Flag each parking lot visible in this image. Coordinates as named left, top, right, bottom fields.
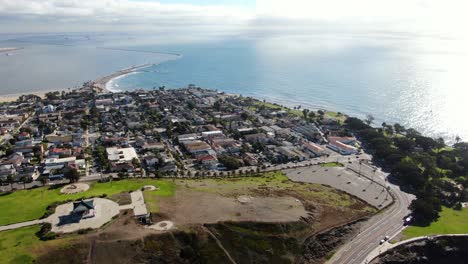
left=284, top=165, right=392, bottom=208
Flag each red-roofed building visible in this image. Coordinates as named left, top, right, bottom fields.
left=197, top=154, right=218, bottom=169
left=302, top=142, right=326, bottom=157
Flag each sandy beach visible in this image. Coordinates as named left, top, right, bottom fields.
left=0, top=64, right=152, bottom=103
left=0, top=89, right=69, bottom=103
left=0, top=47, right=22, bottom=53
left=93, top=63, right=153, bottom=92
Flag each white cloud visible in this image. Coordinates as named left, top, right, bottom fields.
left=254, top=0, right=468, bottom=37
left=0, top=0, right=468, bottom=38
left=0, top=0, right=254, bottom=33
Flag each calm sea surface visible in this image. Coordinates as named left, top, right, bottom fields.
left=1, top=33, right=467, bottom=143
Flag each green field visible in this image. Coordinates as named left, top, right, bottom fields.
left=0, top=179, right=175, bottom=226
left=0, top=225, right=41, bottom=264
left=403, top=207, right=468, bottom=238
left=0, top=225, right=74, bottom=264
left=320, top=162, right=345, bottom=167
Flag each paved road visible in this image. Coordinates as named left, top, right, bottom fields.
left=328, top=172, right=414, bottom=264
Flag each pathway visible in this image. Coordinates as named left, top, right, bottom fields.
left=0, top=219, right=48, bottom=232
left=202, top=226, right=237, bottom=264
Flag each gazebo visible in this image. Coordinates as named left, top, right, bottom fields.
left=72, top=200, right=95, bottom=219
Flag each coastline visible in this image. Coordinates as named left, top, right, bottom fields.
left=0, top=64, right=153, bottom=103
left=0, top=47, right=21, bottom=53
left=0, top=89, right=67, bottom=103
left=93, top=63, right=153, bottom=93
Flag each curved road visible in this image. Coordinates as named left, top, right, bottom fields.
left=328, top=168, right=414, bottom=264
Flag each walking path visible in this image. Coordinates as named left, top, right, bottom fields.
left=202, top=226, right=237, bottom=264
left=0, top=219, right=48, bottom=232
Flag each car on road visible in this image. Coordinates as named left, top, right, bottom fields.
left=404, top=215, right=413, bottom=225
left=379, top=239, right=385, bottom=245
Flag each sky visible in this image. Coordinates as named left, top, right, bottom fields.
left=0, top=0, right=467, bottom=38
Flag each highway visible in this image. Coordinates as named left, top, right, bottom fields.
left=327, top=165, right=415, bottom=264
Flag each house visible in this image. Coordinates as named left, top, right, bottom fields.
left=244, top=133, right=268, bottom=143
left=106, top=147, right=139, bottom=172
left=72, top=200, right=95, bottom=219
left=302, top=142, right=326, bottom=157
left=327, top=136, right=358, bottom=155
left=183, top=141, right=212, bottom=155
left=243, top=153, right=259, bottom=166
left=2, top=152, right=25, bottom=167
left=17, top=131, right=30, bottom=140
left=178, top=133, right=199, bottom=142
left=210, top=138, right=241, bottom=154
left=0, top=164, right=17, bottom=180
left=277, top=146, right=308, bottom=161
left=142, top=142, right=165, bottom=152
left=328, top=141, right=358, bottom=155
left=46, top=134, right=73, bottom=144
left=43, top=157, right=86, bottom=178
left=197, top=154, right=218, bottom=169
left=328, top=136, right=357, bottom=145
left=293, top=124, right=322, bottom=141
left=201, top=130, right=224, bottom=139
left=48, top=148, right=72, bottom=157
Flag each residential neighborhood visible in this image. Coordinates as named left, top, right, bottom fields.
left=0, top=85, right=362, bottom=188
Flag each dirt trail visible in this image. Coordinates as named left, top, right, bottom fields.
left=202, top=226, right=237, bottom=264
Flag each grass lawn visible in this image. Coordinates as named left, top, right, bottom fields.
left=324, top=111, right=346, bottom=123
left=320, top=162, right=344, bottom=167
left=143, top=181, right=176, bottom=213
left=0, top=225, right=75, bottom=264
left=0, top=179, right=175, bottom=226
left=0, top=225, right=41, bottom=264
left=403, top=207, right=468, bottom=238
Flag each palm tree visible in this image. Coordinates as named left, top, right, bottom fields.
left=39, top=176, right=48, bottom=186
left=365, top=114, right=375, bottom=126
left=19, top=176, right=27, bottom=189
left=6, top=175, right=14, bottom=189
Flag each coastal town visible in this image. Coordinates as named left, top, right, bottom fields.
left=0, top=80, right=467, bottom=263
left=0, top=83, right=363, bottom=188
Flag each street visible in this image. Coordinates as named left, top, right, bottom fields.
left=327, top=168, right=414, bottom=264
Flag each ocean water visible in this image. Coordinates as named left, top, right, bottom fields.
left=1, top=33, right=468, bottom=143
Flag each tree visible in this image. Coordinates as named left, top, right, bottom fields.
left=39, top=176, right=48, bottom=186
left=218, top=155, right=243, bottom=170
left=19, top=176, right=28, bottom=189
left=455, top=135, right=462, bottom=143
left=410, top=196, right=441, bottom=225
left=186, top=100, right=196, bottom=110
left=394, top=123, right=405, bottom=134
left=6, top=175, right=14, bottom=189
left=308, top=111, right=316, bottom=120
left=64, top=167, right=80, bottom=183
left=365, top=114, right=375, bottom=126
left=302, top=109, right=309, bottom=120
left=132, top=158, right=141, bottom=170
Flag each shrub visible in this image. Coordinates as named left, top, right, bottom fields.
left=36, top=223, right=56, bottom=241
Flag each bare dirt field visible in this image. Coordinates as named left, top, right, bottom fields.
left=158, top=187, right=309, bottom=226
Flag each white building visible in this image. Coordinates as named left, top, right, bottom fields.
left=106, top=147, right=139, bottom=163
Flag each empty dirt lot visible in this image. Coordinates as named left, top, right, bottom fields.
left=158, top=187, right=309, bottom=225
